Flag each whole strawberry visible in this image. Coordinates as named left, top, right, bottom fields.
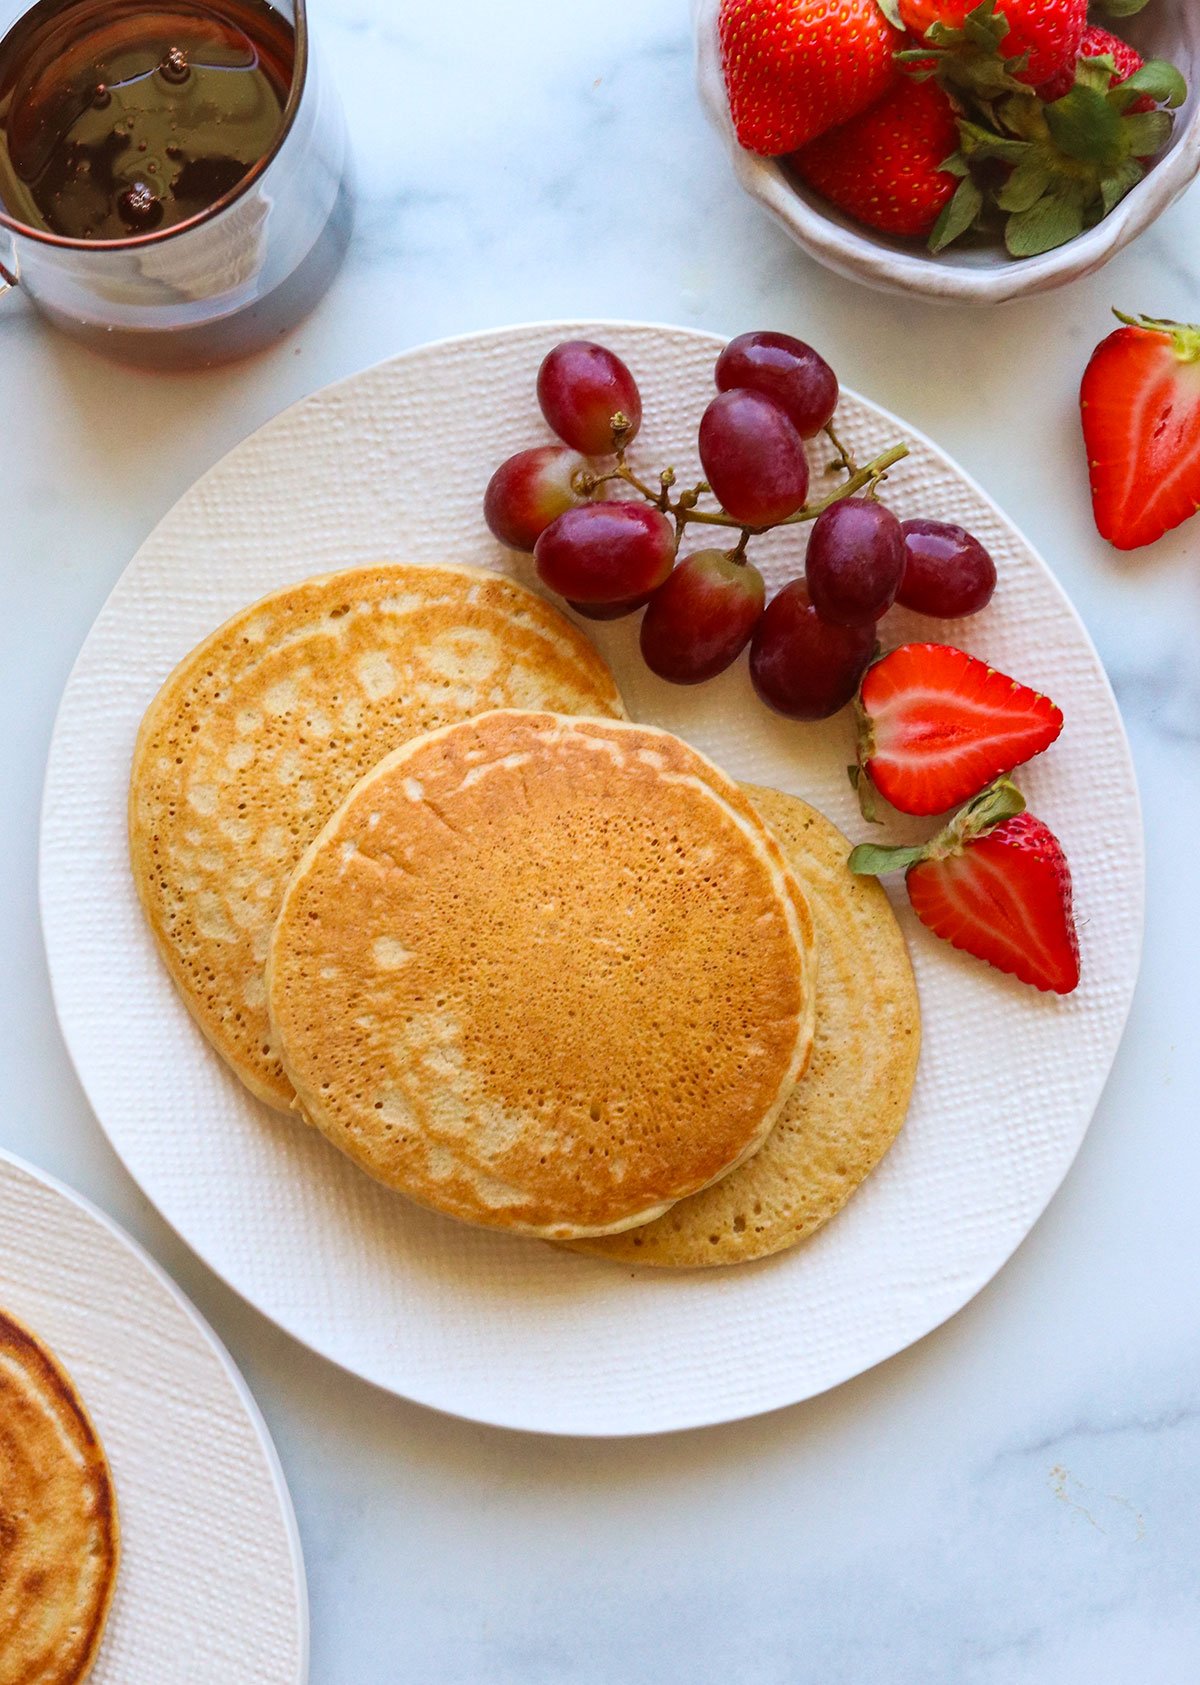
left=1039, top=24, right=1153, bottom=110
left=719, top=0, right=900, bottom=156
left=1082, top=311, right=1200, bottom=551
left=851, top=781, right=1081, bottom=995
left=792, top=74, right=960, bottom=239
left=897, top=0, right=1084, bottom=87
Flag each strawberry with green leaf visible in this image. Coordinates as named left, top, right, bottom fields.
left=928, top=31, right=1187, bottom=257
left=851, top=780, right=1082, bottom=996
left=718, top=0, right=901, bottom=156
left=885, top=0, right=1085, bottom=89
left=1038, top=25, right=1156, bottom=109
left=875, top=0, right=1188, bottom=257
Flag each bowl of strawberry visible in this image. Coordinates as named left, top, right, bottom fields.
left=696, top=0, right=1200, bottom=303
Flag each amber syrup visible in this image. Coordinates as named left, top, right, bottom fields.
left=0, top=0, right=294, bottom=240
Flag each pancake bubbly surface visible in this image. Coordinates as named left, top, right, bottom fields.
left=266, top=713, right=815, bottom=1241
left=570, top=786, right=921, bottom=1268
left=0, top=1311, right=119, bottom=1685
left=129, top=565, right=626, bottom=1111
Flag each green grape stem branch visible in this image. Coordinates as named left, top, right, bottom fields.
left=572, top=418, right=910, bottom=559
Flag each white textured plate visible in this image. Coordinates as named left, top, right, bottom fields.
left=0, top=1151, right=307, bottom=1679
left=41, top=323, right=1143, bottom=1437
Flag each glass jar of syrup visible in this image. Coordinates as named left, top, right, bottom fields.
left=0, top=0, right=353, bottom=367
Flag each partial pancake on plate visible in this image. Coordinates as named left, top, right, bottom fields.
left=129, top=564, right=625, bottom=1111
left=570, top=786, right=920, bottom=1268
left=0, top=1310, right=119, bottom=1685
left=267, top=713, right=816, bottom=1240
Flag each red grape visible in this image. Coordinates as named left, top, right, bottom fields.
left=485, top=446, right=586, bottom=552
left=535, top=502, right=675, bottom=604
left=698, top=390, right=810, bottom=527
left=640, top=551, right=766, bottom=685
left=716, top=332, right=839, bottom=439
left=898, top=519, right=997, bottom=618
left=805, top=498, right=905, bottom=627
left=569, top=594, right=653, bottom=621
left=750, top=580, right=876, bottom=720
left=538, top=341, right=643, bottom=456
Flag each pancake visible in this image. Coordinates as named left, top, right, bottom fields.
left=570, top=786, right=920, bottom=1268
left=129, top=564, right=626, bottom=1111
left=0, top=1311, right=119, bottom=1685
left=266, top=713, right=816, bottom=1240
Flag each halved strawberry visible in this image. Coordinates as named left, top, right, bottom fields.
left=851, top=781, right=1081, bottom=994
left=718, top=0, right=900, bottom=157
left=856, top=643, right=1064, bottom=816
left=1081, top=311, right=1200, bottom=552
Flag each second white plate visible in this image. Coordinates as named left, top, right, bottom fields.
left=0, top=1151, right=307, bottom=1680
left=41, top=322, right=1143, bottom=1436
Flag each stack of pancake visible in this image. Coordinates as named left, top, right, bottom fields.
left=0, top=1311, right=119, bottom=1685
left=131, top=564, right=919, bottom=1267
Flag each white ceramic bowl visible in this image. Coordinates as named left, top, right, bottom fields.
left=694, top=0, right=1200, bottom=303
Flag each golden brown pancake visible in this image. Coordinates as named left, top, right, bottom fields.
left=570, top=786, right=920, bottom=1268
left=129, top=564, right=626, bottom=1111
left=267, top=713, right=815, bottom=1240
left=0, top=1311, right=119, bottom=1685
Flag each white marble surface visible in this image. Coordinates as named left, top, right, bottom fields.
left=1, top=0, right=1198, bottom=1678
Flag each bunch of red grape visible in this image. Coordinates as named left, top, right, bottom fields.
left=484, top=334, right=998, bottom=720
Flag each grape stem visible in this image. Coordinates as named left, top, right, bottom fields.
left=613, top=460, right=667, bottom=507
left=575, top=439, right=910, bottom=540
left=823, top=421, right=856, bottom=478
left=655, top=443, right=909, bottom=534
